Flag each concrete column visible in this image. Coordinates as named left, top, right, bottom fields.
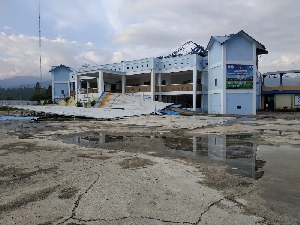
left=68, top=80, right=71, bottom=97
left=158, top=73, right=162, bottom=101
left=262, top=75, right=266, bottom=86
left=75, top=73, right=80, bottom=103
left=51, top=72, right=54, bottom=102
left=151, top=69, right=155, bottom=101
left=122, top=74, right=126, bottom=94
left=201, top=71, right=204, bottom=112
left=193, top=67, right=197, bottom=111
left=280, top=73, right=284, bottom=85
left=98, top=71, right=104, bottom=94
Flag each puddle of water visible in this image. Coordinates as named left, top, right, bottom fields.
left=0, top=116, right=39, bottom=121
left=256, top=145, right=300, bottom=221
left=68, top=131, right=300, bottom=221
left=258, top=129, right=300, bottom=136
left=225, top=117, right=259, bottom=124
left=69, top=133, right=260, bottom=179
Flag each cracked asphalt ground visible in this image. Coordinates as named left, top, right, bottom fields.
left=0, top=112, right=299, bottom=224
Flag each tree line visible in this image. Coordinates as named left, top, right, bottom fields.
left=0, top=82, right=52, bottom=102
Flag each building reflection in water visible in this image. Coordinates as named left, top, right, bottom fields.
left=71, top=133, right=266, bottom=180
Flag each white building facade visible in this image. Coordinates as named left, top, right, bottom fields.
left=52, top=30, right=268, bottom=115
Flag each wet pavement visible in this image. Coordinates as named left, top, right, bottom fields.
left=0, top=112, right=300, bottom=224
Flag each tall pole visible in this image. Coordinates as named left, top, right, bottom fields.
left=39, top=0, right=42, bottom=84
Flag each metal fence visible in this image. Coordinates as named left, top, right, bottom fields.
left=0, top=100, right=38, bottom=106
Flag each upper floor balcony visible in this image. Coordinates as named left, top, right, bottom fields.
left=262, top=85, right=300, bottom=92
left=125, top=84, right=202, bottom=93
left=77, top=55, right=207, bottom=75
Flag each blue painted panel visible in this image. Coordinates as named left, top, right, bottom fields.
left=53, top=67, right=71, bottom=82
left=226, top=35, right=253, bottom=61
left=54, top=83, right=69, bottom=97
left=226, top=93, right=253, bottom=114
left=210, top=93, right=221, bottom=114
left=209, top=41, right=222, bottom=65
left=209, top=66, right=223, bottom=91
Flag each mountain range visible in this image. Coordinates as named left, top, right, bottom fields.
left=0, top=76, right=51, bottom=89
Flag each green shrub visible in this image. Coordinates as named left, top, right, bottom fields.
left=76, top=101, right=83, bottom=107
left=91, top=99, right=97, bottom=107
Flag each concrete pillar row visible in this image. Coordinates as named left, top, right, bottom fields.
left=158, top=73, right=162, bottom=102
left=98, top=71, right=104, bottom=94
left=122, top=74, right=126, bottom=94
left=193, top=67, right=197, bottom=111
left=151, top=69, right=155, bottom=101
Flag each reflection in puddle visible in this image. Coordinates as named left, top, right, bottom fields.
left=225, top=117, right=259, bottom=124
left=259, top=129, right=300, bottom=136
left=0, top=116, right=39, bottom=121
left=70, top=133, right=265, bottom=180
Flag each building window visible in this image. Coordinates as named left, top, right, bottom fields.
left=215, top=79, right=217, bottom=86
left=237, top=106, right=241, bottom=109
left=61, top=90, right=64, bottom=95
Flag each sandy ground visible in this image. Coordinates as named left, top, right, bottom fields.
left=0, top=111, right=300, bottom=224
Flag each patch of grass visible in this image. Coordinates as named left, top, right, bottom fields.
left=76, top=153, right=111, bottom=160
left=119, top=157, right=155, bottom=169
left=0, top=142, right=38, bottom=155
left=0, top=186, right=58, bottom=214
left=0, top=166, right=58, bottom=186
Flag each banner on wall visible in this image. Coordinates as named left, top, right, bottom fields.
left=226, top=64, right=253, bottom=89
left=295, top=95, right=300, bottom=106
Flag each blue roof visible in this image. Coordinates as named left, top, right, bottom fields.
left=206, top=30, right=267, bottom=52
left=49, top=64, right=74, bottom=72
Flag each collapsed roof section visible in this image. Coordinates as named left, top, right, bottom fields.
left=157, top=41, right=207, bottom=59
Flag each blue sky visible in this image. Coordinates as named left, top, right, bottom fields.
left=0, top=0, right=300, bottom=80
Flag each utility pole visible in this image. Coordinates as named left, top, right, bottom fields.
left=39, top=0, right=42, bottom=84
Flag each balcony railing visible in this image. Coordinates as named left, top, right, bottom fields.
left=126, top=85, right=151, bottom=93
left=77, top=88, right=99, bottom=94
left=262, top=85, right=300, bottom=91
left=125, top=84, right=202, bottom=93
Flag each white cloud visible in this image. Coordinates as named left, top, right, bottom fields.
left=4, top=26, right=12, bottom=30
left=1, top=0, right=300, bottom=79
left=0, top=32, right=99, bottom=79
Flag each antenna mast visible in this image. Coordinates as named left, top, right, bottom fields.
left=39, top=0, right=42, bottom=83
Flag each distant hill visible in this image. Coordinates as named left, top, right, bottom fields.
left=0, top=76, right=51, bottom=89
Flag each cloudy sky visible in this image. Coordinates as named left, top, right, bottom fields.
left=0, top=0, right=300, bottom=80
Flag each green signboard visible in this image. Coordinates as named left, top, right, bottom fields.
left=226, top=64, right=253, bottom=89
